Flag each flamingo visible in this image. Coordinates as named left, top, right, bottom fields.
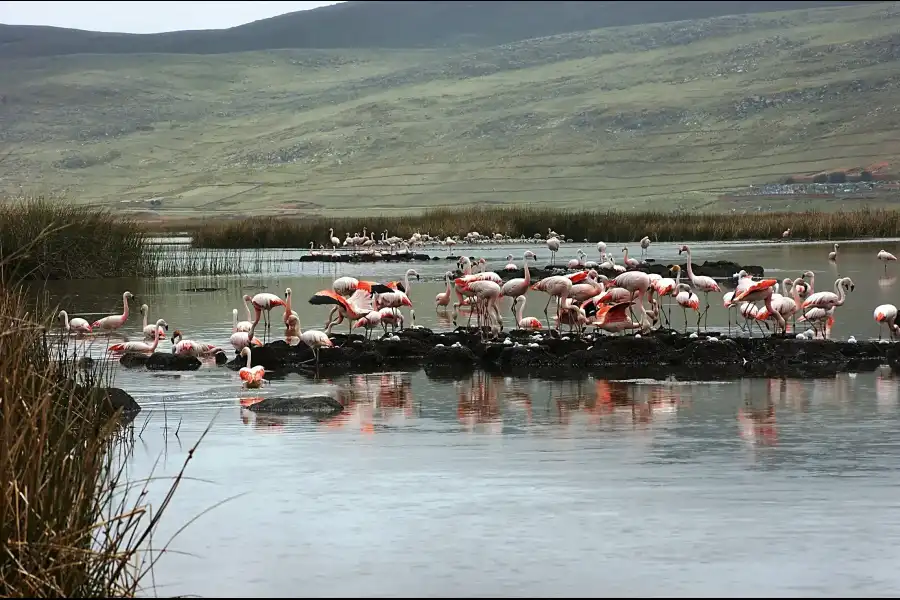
left=353, top=311, right=383, bottom=339
left=57, top=310, right=92, bottom=335
left=170, top=330, right=220, bottom=358
left=732, top=279, right=785, bottom=336
left=621, top=247, right=641, bottom=269
left=108, top=319, right=167, bottom=354
left=329, top=227, right=340, bottom=250
left=801, top=277, right=855, bottom=311
left=91, top=291, right=134, bottom=333
left=386, top=269, right=420, bottom=296
left=435, top=271, right=454, bottom=309
left=501, top=250, right=536, bottom=321
left=462, top=279, right=503, bottom=332
left=874, top=304, right=900, bottom=341
left=503, top=255, right=518, bottom=271
left=677, top=245, right=721, bottom=329
left=589, top=300, right=647, bottom=335
left=283, top=288, right=300, bottom=325
left=233, top=308, right=252, bottom=333
left=530, top=275, right=572, bottom=329
left=755, top=278, right=800, bottom=335
left=238, top=346, right=266, bottom=389
left=310, top=289, right=374, bottom=335
left=513, top=296, right=542, bottom=330
left=674, top=283, right=700, bottom=332
left=611, top=270, right=652, bottom=325
left=640, top=236, right=651, bottom=258
left=828, top=243, right=839, bottom=262
left=286, top=313, right=334, bottom=368
left=230, top=323, right=263, bottom=352
left=250, top=292, right=286, bottom=334
left=546, top=236, right=561, bottom=265
left=139, top=304, right=166, bottom=340
left=877, top=249, right=897, bottom=273
left=377, top=307, right=405, bottom=335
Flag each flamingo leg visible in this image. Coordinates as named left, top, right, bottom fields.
left=543, top=296, right=553, bottom=329
left=682, top=307, right=688, bottom=333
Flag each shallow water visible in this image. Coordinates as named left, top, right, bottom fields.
left=39, top=238, right=900, bottom=597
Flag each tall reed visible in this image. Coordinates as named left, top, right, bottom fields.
left=0, top=274, right=198, bottom=595
left=189, top=206, right=900, bottom=249
left=0, top=196, right=158, bottom=282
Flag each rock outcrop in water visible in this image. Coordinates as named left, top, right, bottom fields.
left=119, top=350, right=228, bottom=370
left=298, top=252, right=763, bottom=283
left=224, top=327, right=897, bottom=380
left=241, top=395, right=344, bottom=416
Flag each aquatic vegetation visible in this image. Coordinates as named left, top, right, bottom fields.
left=0, top=196, right=157, bottom=282
left=0, top=197, right=273, bottom=280
left=187, top=207, right=900, bottom=249
left=0, top=279, right=200, bottom=596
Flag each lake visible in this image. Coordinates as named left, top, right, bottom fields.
left=39, top=237, right=900, bottom=597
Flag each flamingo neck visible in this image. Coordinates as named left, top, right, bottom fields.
left=515, top=299, right=525, bottom=324
left=683, top=249, right=696, bottom=280
left=142, top=309, right=149, bottom=329
left=121, top=295, right=130, bottom=320
left=61, top=312, right=70, bottom=329
left=523, top=255, right=531, bottom=285
left=149, top=328, right=160, bottom=352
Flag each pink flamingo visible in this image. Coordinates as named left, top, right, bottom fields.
left=353, top=311, right=383, bottom=339
left=233, top=308, right=253, bottom=333
left=590, top=301, right=645, bottom=335
left=108, top=319, right=167, bottom=354
left=283, top=288, right=300, bottom=325
left=250, top=292, right=286, bottom=335
left=170, top=330, right=220, bottom=358
left=755, top=278, right=800, bottom=334
left=530, top=275, right=573, bottom=329
left=501, top=250, right=536, bottom=321
left=877, top=249, right=897, bottom=274
left=611, top=270, right=652, bottom=326
left=677, top=245, right=721, bottom=329
left=139, top=304, right=166, bottom=340
left=435, top=271, right=455, bottom=310
left=238, top=346, right=266, bottom=389
left=462, top=279, right=504, bottom=332
left=377, top=307, right=404, bottom=334
left=513, top=296, right=542, bottom=330
left=621, top=247, right=641, bottom=269
left=801, top=277, right=855, bottom=312
left=310, top=289, right=374, bottom=336
left=91, top=291, right=134, bottom=333
left=874, top=304, right=900, bottom=340
left=57, top=310, right=92, bottom=335
left=230, top=324, right=263, bottom=352
left=674, top=283, right=700, bottom=332
left=286, top=313, right=334, bottom=368
left=732, top=279, right=785, bottom=336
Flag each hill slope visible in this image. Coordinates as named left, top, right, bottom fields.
left=2, top=2, right=900, bottom=218
left=0, top=1, right=878, bottom=58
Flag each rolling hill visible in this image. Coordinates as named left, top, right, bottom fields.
left=1, top=1, right=899, bottom=219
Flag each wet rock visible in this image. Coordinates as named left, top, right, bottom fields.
left=455, top=260, right=764, bottom=285
left=223, top=326, right=900, bottom=380
left=119, top=351, right=202, bottom=371
left=243, top=395, right=344, bottom=416
left=84, top=386, right=141, bottom=420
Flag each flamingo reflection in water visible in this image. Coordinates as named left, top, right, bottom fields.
left=321, top=373, right=415, bottom=433
left=553, top=379, right=682, bottom=430
left=456, top=371, right=503, bottom=434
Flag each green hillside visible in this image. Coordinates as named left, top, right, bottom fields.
left=1, top=2, right=899, bottom=219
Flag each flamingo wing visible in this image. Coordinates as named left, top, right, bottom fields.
left=733, top=279, right=777, bottom=302
left=310, top=289, right=353, bottom=312
left=594, top=301, right=634, bottom=325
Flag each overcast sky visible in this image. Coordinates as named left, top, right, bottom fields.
left=0, top=1, right=344, bottom=33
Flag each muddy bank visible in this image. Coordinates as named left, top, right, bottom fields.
left=224, top=327, right=896, bottom=380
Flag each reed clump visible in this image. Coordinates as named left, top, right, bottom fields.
left=0, top=196, right=157, bottom=282
left=0, top=282, right=193, bottom=596
left=189, top=207, right=900, bottom=249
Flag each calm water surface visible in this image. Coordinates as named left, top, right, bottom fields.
left=40, top=239, right=900, bottom=597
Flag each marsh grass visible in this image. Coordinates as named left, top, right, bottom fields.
left=152, top=245, right=271, bottom=276
left=189, top=206, right=900, bottom=249
left=0, top=244, right=205, bottom=595
left=0, top=196, right=157, bottom=282
left=0, top=197, right=270, bottom=279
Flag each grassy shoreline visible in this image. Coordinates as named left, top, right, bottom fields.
left=0, top=198, right=266, bottom=280
left=0, top=280, right=192, bottom=596
left=183, top=207, right=900, bottom=249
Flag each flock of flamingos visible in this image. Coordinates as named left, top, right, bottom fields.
left=54, top=237, right=900, bottom=389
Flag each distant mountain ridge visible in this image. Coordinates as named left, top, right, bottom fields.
left=0, top=0, right=883, bottom=58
